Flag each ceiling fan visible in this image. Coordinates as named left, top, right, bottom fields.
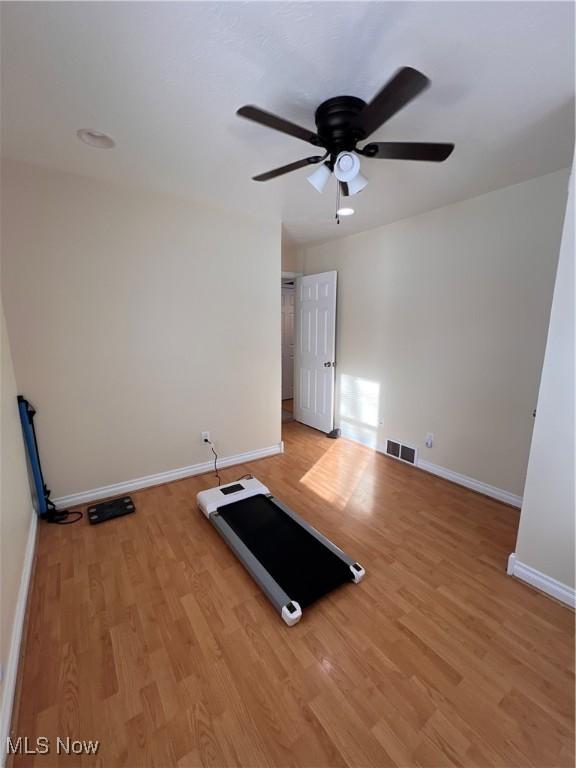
left=237, top=67, right=454, bottom=206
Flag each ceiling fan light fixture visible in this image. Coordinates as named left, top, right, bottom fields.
left=307, top=162, right=331, bottom=193
left=236, top=67, right=454, bottom=227
left=333, top=151, right=361, bottom=182
left=345, top=172, right=368, bottom=196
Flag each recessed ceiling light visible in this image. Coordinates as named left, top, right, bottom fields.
left=337, top=207, right=355, bottom=216
left=76, top=129, right=115, bottom=149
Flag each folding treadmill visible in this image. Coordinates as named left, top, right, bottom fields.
left=197, top=478, right=365, bottom=625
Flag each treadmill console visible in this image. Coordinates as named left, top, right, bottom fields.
left=196, top=477, right=270, bottom=518
left=220, top=483, right=244, bottom=495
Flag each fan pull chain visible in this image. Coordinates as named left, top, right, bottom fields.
left=335, top=180, right=340, bottom=224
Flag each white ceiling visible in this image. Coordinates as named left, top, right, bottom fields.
left=1, top=2, right=574, bottom=245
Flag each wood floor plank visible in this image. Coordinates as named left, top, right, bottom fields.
left=8, top=421, right=574, bottom=767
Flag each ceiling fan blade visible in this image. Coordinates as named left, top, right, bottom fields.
left=252, top=156, right=323, bottom=182
left=237, top=105, right=321, bottom=146
left=355, top=67, right=430, bottom=139
left=359, top=142, right=454, bottom=162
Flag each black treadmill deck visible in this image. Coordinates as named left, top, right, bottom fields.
left=218, top=494, right=351, bottom=607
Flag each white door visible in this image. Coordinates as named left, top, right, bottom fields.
left=281, top=287, right=295, bottom=399
left=294, top=271, right=337, bottom=433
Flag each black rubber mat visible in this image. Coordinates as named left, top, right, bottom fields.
left=218, top=495, right=351, bottom=607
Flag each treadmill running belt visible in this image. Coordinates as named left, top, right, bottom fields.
left=218, top=494, right=352, bottom=607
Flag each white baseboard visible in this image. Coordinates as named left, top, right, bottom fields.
left=53, top=441, right=284, bottom=508
left=0, top=512, right=38, bottom=766
left=417, top=458, right=522, bottom=507
left=507, top=553, right=575, bottom=608
left=338, top=429, right=523, bottom=507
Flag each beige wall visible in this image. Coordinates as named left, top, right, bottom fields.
left=281, top=230, right=303, bottom=274
left=514, top=171, right=574, bottom=588
left=0, top=299, right=34, bottom=716
left=1, top=160, right=281, bottom=498
left=303, top=169, right=569, bottom=497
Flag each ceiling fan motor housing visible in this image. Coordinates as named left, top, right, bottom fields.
left=237, top=67, right=454, bottom=183
left=315, top=96, right=367, bottom=156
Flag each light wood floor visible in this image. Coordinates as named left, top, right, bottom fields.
left=11, top=422, right=575, bottom=767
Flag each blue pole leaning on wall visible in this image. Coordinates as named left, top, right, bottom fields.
left=17, top=396, right=82, bottom=524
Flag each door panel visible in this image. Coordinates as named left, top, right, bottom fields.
left=300, top=368, right=311, bottom=410
left=294, top=271, right=337, bottom=433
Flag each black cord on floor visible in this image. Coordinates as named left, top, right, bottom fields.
left=45, top=500, right=83, bottom=524
left=206, top=442, right=252, bottom=487
left=210, top=444, right=222, bottom=485
left=47, top=510, right=83, bottom=525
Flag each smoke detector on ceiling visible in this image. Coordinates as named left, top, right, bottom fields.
left=76, top=129, right=115, bottom=149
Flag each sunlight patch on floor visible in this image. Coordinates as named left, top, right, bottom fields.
left=299, top=438, right=373, bottom=510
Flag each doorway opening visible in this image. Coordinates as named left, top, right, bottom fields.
left=281, top=270, right=338, bottom=435
left=281, top=275, right=296, bottom=423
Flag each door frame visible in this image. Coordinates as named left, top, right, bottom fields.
left=281, top=272, right=301, bottom=403
left=281, top=282, right=296, bottom=401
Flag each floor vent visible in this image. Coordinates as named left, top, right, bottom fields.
left=385, top=438, right=417, bottom=466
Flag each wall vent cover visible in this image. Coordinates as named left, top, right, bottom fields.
left=385, top=438, right=417, bottom=465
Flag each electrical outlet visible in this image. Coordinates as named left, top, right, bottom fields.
left=201, top=431, right=211, bottom=443
left=425, top=432, right=434, bottom=449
